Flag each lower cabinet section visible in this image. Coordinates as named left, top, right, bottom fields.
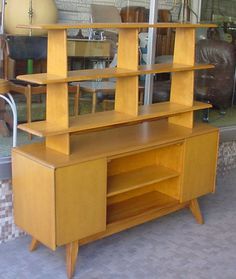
left=12, top=128, right=219, bottom=250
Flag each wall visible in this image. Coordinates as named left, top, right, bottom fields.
left=54, top=0, right=178, bottom=24
left=0, top=180, right=25, bottom=244
left=201, top=0, right=236, bottom=22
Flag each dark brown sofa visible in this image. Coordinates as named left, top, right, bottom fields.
left=195, top=39, right=236, bottom=112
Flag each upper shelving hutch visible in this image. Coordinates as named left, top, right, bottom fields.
left=16, top=23, right=217, bottom=155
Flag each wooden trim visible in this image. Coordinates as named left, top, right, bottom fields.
left=17, top=23, right=217, bottom=30
left=17, top=63, right=214, bottom=85
left=17, top=101, right=212, bottom=137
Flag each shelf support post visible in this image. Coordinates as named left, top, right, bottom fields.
left=46, top=29, right=70, bottom=154
left=169, top=28, right=196, bottom=128
left=115, top=28, right=139, bottom=116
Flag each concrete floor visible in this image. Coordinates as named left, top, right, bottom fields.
left=0, top=170, right=236, bottom=279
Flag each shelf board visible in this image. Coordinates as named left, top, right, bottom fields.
left=17, top=101, right=212, bottom=137
left=13, top=120, right=218, bottom=169
left=107, top=165, right=179, bottom=197
left=107, top=191, right=178, bottom=224
left=17, top=23, right=217, bottom=31
left=17, top=63, right=214, bottom=85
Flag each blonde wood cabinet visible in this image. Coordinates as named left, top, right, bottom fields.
left=13, top=154, right=107, bottom=250
left=12, top=22, right=218, bottom=279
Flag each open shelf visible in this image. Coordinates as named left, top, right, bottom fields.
left=17, top=63, right=214, bottom=85
left=107, top=165, right=179, bottom=197
left=18, top=22, right=217, bottom=31
left=17, top=101, right=212, bottom=137
left=107, top=191, right=179, bottom=224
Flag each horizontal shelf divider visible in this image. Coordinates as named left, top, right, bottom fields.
left=17, top=63, right=214, bottom=85
left=17, top=101, right=212, bottom=137
left=107, top=165, right=179, bottom=197
left=107, top=191, right=179, bottom=224
left=17, top=23, right=217, bottom=31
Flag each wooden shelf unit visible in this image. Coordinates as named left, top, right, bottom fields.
left=17, top=63, right=214, bottom=84
left=12, top=22, right=219, bottom=279
left=18, top=101, right=211, bottom=137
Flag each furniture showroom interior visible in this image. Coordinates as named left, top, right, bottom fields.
left=1, top=0, right=236, bottom=278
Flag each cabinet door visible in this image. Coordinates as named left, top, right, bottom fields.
left=56, top=158, right=107, bottom=246
left=180, top=131, right=218, bottom=202
left=12, top=152, right=56, bottom=250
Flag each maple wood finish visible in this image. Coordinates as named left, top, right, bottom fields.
left=12, top=23, right=218, bottom=279
left=17, top=63, right=214, bottom=85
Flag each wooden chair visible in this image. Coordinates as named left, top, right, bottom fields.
left=4, top=35, right=79, bottom=138
left=0, top=79, right=11, bottom=137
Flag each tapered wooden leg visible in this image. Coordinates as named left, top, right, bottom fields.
left=29, top=237, right=39, bottom=252
left=66, top=241, right=79, bottom=279
left=189, top=198, right=204, bottom=224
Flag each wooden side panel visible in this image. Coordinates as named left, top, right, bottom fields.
left=12, top=152, right=56, bottom=250
left=169, top=28, right=195, bottom=128
left=46, top=134, right=70, bottom=155
left=115, top=28, right=139, bottom=116
left=180, top=131, right=219, bottom=202
left=46, top=30, right=69, bottom=154
left=56, top=159, right=107, bottom=246
left=155, top=178, right=180, bottom=200
left=155, top=143, right=184, bottom=172
left=47, top=30, right=68, bottom=126
left=108, top=149, right=156, bottom=176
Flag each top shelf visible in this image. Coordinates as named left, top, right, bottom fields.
left=17, top=23, right=217, bottom=30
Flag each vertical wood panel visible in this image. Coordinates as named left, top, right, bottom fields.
left=46, top=29, right=70, bottom=154
left=115, top=29, right=139, bottom=116
left=169, top=28, right=195, bottom=128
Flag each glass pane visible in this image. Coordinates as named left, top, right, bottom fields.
left=199, top=0, right=236, bottom=128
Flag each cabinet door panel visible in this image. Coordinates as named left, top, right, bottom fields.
left=56, top=158, right=107, bottom=246
left=12, top=152, right=56, bottom=250
left=181, top=131, right=218, bottom=202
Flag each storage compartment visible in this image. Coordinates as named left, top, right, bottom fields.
left=107, top=143, right=184, bottom=225
left=107, top=143, right=183, bottom=197
left=107, top=190, right=179, bottom=225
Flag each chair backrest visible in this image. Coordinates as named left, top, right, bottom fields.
left=90, top=4, right=121, bottom=23
left=6, top=35, right=47, bottom=60
left=195, top=39, right=236, bottom=108
left=196, top=39, right=235, bottom=67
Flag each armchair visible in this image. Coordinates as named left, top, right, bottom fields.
left=195, top=39, right=236, bottom=113
left=4, top=35, right=79, bottom=138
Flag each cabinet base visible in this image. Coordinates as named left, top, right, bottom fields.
left=28, top=198, right=203, bottom=279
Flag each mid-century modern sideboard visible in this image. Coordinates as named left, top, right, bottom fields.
left=12, top=22, right=218, bottom=278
